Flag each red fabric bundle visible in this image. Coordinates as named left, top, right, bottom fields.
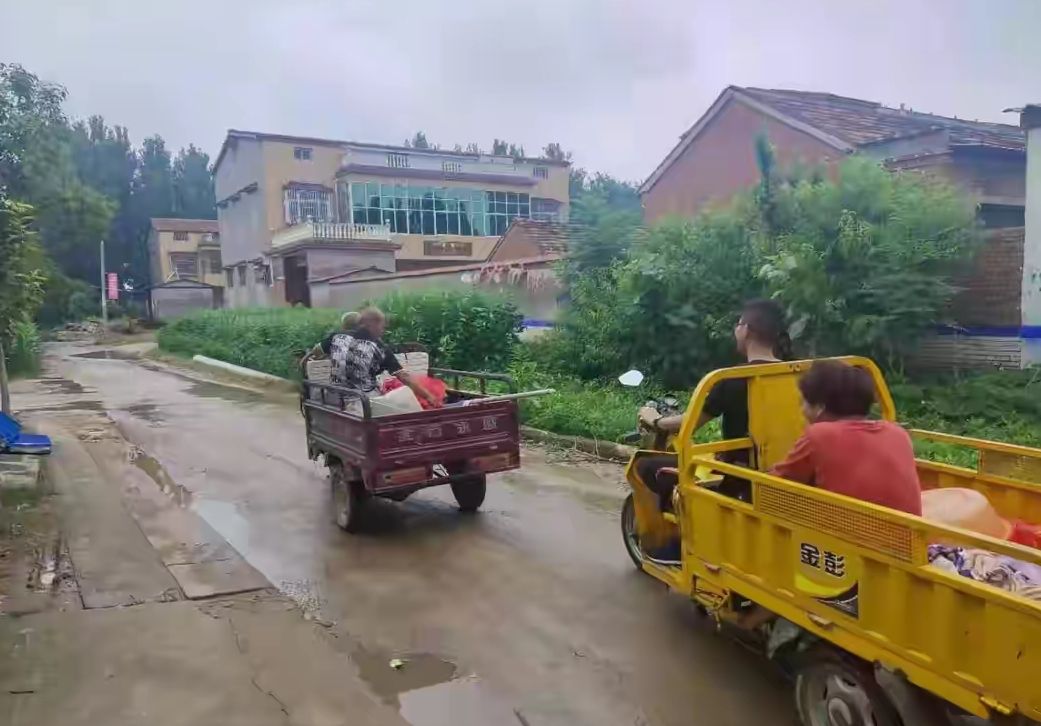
left=381, top=375, right=447, bottom=410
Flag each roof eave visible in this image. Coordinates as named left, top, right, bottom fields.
left=639, top=86, right=854, bottom=196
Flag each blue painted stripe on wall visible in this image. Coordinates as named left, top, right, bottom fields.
left=522, top=319, right=555, bottom=329
left=935, top=325, right=1041, bottom=339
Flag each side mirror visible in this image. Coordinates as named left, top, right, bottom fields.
left=618, top=370, right=645, bottom=387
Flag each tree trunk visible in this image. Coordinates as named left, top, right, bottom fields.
left=0, top=338, right=10, bottom=414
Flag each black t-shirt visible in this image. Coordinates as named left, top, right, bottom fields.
left=702, top=359, right=773, bottom=464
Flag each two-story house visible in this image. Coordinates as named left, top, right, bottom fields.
left=212, top=130, right=570, bottom=308
left=147, top=218, right=223, bottom=286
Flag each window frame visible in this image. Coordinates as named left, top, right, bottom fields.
left=169, top=252, right=199, bottom=280
left=293, top=146, right=313, bottom=161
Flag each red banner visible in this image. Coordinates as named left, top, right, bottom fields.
left=106, top=272, right=119, bottom=300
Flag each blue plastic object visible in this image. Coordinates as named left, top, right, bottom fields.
left=0, top=412, right=52, bottom=455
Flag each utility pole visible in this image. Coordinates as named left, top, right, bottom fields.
left=99, top=239, right=108, bottom=325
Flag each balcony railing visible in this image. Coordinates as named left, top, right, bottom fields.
left=272, top=221, right=392, bottom=249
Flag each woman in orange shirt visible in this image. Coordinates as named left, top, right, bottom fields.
left=771, top=360, right=922, bottom=515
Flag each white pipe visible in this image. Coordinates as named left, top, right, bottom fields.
left=191, top=355, right=289, bottom=384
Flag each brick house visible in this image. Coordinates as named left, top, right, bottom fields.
left=641, top=86, right=1030, bottom=368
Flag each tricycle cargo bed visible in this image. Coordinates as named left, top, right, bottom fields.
left=303, top=381, right=520, bottom=494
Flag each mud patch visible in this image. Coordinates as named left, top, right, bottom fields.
left=73, top=349, right=140, bottom=360
left=129, top=446, right=192, bottom=507
left=37, top=377, right=86, bottom=395
left=125, top=402, right=163, bottom=424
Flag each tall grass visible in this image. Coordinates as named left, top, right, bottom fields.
left=158, top=308, right=340, bottom=379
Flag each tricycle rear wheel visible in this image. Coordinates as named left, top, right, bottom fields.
left=329, top=459, right=367, bottom=533
left=794, top=646, right=901, bottom=726
left=450, top=474, right=487, bottom=513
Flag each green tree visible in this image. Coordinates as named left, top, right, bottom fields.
left=0, top=64, right=68, bottom=195
left=172, top=144, right=216, bottom=219
left=405, top=131, right=431, bottom=149
left=756, top=157, right=978, bottom=365
left=0, top=194, right=46, bottom=410
left=491, top=139, right=525, bottom=158
left=541, top=142, right=571, bottom=163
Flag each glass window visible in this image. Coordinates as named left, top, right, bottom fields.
left=422, top=211, right=435, bottom=235
left=435, top=212, right=448, bottom=234
left=506, top=192, right=518, bottom=205
left=447, top=213, right=460, bottom=235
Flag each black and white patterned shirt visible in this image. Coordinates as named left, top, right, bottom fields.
left=320, top=327, right=402, bottom=393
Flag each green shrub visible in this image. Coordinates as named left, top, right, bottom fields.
left=552, top=155, right=978, bottom=387
left=5, top=319, right=41, bottom=376
left=66, top=289, right=100, bottom=321
left=375, top=289, right=522, bottom=372
left=158, top=308, right=340, bottom=379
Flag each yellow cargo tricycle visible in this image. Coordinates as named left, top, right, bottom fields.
left=623, top=357, right=1041, bottom=725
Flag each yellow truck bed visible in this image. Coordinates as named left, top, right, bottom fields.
left=638, top=358, right=1041, bottom=721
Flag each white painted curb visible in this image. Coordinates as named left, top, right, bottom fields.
left=191, top=355, right=290, bottom=385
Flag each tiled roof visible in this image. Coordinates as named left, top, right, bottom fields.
left=150, top=218, right=219, bottom=233
left=740, top=87, right=1024, bottom=152
left=507, top=219, right=570, bottom=256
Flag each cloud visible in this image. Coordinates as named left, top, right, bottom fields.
left=1, top=0, right=1039, bottom=182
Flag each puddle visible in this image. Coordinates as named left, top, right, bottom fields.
left=73, top=349, right=140, bottom=360
left=186, top=381, right=263, bottom=405
left=353, top=650, right=458, bottom=707
left=129, top=447, right=192, bottom=507
left=37, top=378, right=85, bottom=394
left=125, top=402, right=163, bottom=424
left=352, top=650, right=522, bottom=726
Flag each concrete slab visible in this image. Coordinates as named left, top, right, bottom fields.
left=0, top=595, right=407, bottom=726
left=36, top=423, right=181, bottom=609
left=167, top=559, right=268, bottom=600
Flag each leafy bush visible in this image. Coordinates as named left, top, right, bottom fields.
left=4, top=319, right=41, bottom=376
left=756, top=157, right=978, bottom=365
left=376, top=289, right=522, bottom=372
left=549, top=212, right=763, bottom=387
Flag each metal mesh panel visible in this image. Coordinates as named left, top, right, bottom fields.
left=756, top=483, right=921, bottom=562
left=980, top=451, right=1041, bottom=486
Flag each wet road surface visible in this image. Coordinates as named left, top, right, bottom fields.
left=29, top=344, right=797, bottom=726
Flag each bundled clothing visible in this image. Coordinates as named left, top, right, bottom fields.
left=928, top=545, right=1041, bottom=601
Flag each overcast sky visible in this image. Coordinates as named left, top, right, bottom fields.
left=2, top=0, right=1038, bottom=182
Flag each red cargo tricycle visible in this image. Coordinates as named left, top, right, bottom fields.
left=302, top=366, right=547, bottom=532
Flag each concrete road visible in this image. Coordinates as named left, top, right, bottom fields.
left=24, top=344, right=796, bottom=726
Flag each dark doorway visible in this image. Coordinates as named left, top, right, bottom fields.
left=284, top=255, right=311, bottom=307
